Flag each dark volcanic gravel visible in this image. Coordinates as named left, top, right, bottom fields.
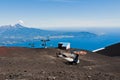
left=0, top=47, right=119, bottom=80
left=96, top=43, right=120, bottom=57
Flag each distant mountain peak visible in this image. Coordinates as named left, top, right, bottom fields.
left=0, top=20, right=25, bottom=28
left=0, top=23, right=97, bottom=42
left=14, top=23, right=24, bottom=28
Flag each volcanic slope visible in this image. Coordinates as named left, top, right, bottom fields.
left=0, top=47, right=119, bottom=80
left=95, top=42, right=120, bottom=56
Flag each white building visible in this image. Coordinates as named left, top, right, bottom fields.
left=58, top=42, right=70, bottom=50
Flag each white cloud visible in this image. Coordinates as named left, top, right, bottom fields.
left=37, top=19, right=120, bottom=29
left=18, top=20, right=24, bottom=24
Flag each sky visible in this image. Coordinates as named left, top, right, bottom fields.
left=0, top=0, right=120, bottom=30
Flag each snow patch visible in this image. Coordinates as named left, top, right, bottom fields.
left=92, top=48, right=105, bottom=52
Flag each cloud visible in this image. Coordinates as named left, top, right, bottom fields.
left=36, top=18, right=120, bottom=30
left=18, top=20, right=24, bottom=24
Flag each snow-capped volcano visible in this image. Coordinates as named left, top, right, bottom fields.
left=0, top=23, right=97, bottom=45
left=0, top=24, right=23, bottom=29
left=0, top=23, right=45, bottom=37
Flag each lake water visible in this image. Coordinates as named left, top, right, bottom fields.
left=6, top=34, right=120, bottom=51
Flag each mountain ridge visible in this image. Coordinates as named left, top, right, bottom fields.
left=0, top=24, right=97, bottom=45
left=0, top=24, right=97, bottom=37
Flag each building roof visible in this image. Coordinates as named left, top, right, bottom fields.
left=58, top=42, right=70, bottom=47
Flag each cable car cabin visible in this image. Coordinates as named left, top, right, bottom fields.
left=58, top=42, right=70, bottom=50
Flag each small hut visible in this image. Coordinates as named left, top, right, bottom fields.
left=58, top=42, right=70, bottom=50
